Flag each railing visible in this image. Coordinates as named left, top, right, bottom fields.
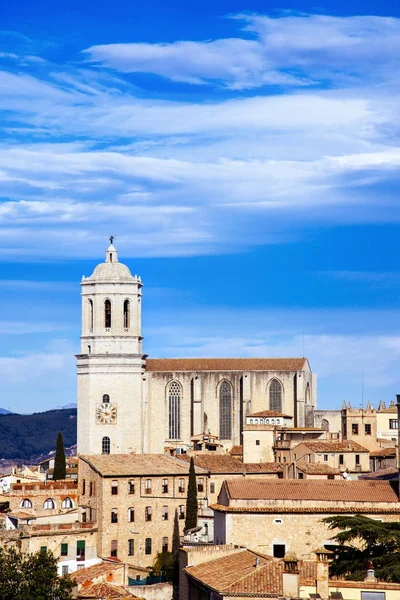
left=274, top=440, right=291, bottom=448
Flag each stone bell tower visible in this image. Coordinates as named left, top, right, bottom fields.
left=77, top=239, right=146, bottom=455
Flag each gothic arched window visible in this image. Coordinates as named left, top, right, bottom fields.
left=321, top=418, right=330, bottom=432
left=104, top=300, right=111, bottom=328
left=305, top=382, right=311, bottom=404
left=102, top=436, right=110, bottom=454
left=219, top=381, right=232, bottom=440
left=88, top=299, right=94, bottom=330
left=168, top=381, right=181, bottom=440
left=62, top=497, right=73, bottom=509
left=44, top=498, right=56, bottom=510
left=123, top=299, right=130, bottom=328
left=20, top=498, right=32, bottom=508
left=269, top=379, right=283, bottom=412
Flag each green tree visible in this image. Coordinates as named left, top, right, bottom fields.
left=0, top=547, right=73, bottom=600
left=53, top=431, right=66, bottom=481
left=185, top=456, right=198, bottom=532
left=151, top=551, right=178, bottom=583
left=324, top=514, right=400, bottom=582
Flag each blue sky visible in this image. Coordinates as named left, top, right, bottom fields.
left=1, top=1, right=400, bottom=413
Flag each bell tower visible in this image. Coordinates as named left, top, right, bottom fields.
left=77, top=240, right=146, bottom=455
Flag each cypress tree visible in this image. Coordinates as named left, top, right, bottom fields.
left=53, top=432, right=66, bottom=481
left=184, top=456, right=198, bottom=532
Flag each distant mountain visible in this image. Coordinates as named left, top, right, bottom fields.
left=0, top=408, right=77, bottom=461
left=54, top=402, right=77, bottom=410
left=0, top=408, right=11, bottom=415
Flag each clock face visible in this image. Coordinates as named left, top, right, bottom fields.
left=96, top=403, right=117, bottom=424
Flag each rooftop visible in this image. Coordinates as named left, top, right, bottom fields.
left=229, top=445, right=243, bottom=456
left=77, top=583, right=135, bottom=599
left=177, top=454, right=283, bottom=474
left=247, top=410, right=293, bottom=418
left=370, top=448, right=396, bottom=457
left=185, top=549, right=316, bottom=596
left=72, top=561, right=123, bottom=585
left=296, top=440, right=369, bottom=453
left=146, top=358, right=307, bottom=372
left=295, top=462, right=341, bottom=475
left=79, top=453, right=208, bottom=477
left=222, top=478, right=399, bottom=503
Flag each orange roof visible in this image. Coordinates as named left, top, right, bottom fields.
left=185, top=550, right=316, bottom=595
left=229, top=445, right=243, bottom=456
left=72, top=561, right=123, bottom=584
left=247, top=410, right=293, bottom=418
left=177, top=454, right=283, bottom=474
left=295, top=462, right=340, bottom=475
left=223, top=479, right=399, bottom=503
left=79, top=454, right=208, bottom=477
left=297, top=440, right=369, bottom=453
left=78, top=583, right=134, bottom=598
left=370, top=448, right=396, bottom=457
left=146, top=358, right=307, bottom=372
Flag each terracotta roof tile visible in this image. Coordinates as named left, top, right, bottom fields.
left=72, top=561, right=122, bottom=584
left=177, top=454, right=283, bottom=474
left=79, top=454, right=207, bottom=477
left=295, top=462, right=341, bottom=475
left=146, top=358, right=307, bottom=372
left=78, top=583, right=134, bottom=598
left=229, top=445, right=243, bottom=457
left=224, top=479, right=399, bottom=502
left=297, top=440, right=369, bottom=453
left=211, top=504, right=400, bottom=514
left=360, top=467, right=398, bottom=480
left=185, top=550, right=316, bottom=595
left=247, top=410, right=293, bottom=418
left=370, top=448, right=396, bottom=457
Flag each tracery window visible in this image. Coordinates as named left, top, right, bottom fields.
left=123, top=299, right=130, bottom=328
left=104, top=300, right=111, bottom=328
left=168, top=381, right=181, bottom=440
left=269, top=379, right=283, bottom=412
left=219, top=381, right=232, bottom=440
left=102, top=436, right=110, bottom=454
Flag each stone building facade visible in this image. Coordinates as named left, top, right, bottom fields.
left=77, top=242, right=317, bottom=456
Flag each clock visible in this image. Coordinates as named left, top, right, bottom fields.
left=96, top=403, right=117, bottom=424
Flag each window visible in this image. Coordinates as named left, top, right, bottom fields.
left=128, top=480, right=135, bottom=494
left=111, top=508, right=118, bottom=523
left=179, top=505, right=185, bottom=520
left=355, top=454, right=360, bottom=465
left=389, top=419, right=398, bottom=429
left=145, top=479, right=152, bottom=494
left=145, top=538, right=152, bottom=555
left=162, top=479, right=168, bottom=493
left=62, top=497, right=73, bottom=509
left=197, top=478, right=204, bottom=493
left=323, top=455, right=328, bottom=462
left=62, top=566, right=69, bottom=575
left=361, top=594, right=385, bottom=600
left=256, top=440, right=260, bottom=446
left=20, top=498, right=32, bottom=508
left=44, top=498, right=56, bottom=510
left=145, top=506, right=152, bottom=521
left=123, top=299, right=130, bottom=328
left=111, top=480, right=118, bottom=495
left=328, top=474, right=334, bottom=480
left=274, top=519, right=282, bottom=524
left=168, top=381, right=181, bottom=440
left=103, top=394, right=110, bottom=403
left=110, top=540, right=117, bottom=557
left=321, top=418, right=330, bottom=431
left=88, top=299, right=93, bottom=330
left=162, top=537, right=168, bottom=553
left=210, top=483, right=215, bottom=494
left=339, top=454, right=344, bottom=465
left=61, top=543, right=68, bottom=557
left=89, top=481, right=94, bottom=497
left=82, top=479, right=86, bottom=495
left=102, top=437, right=110, bottom=454
left=128, top=539, right=134, bottom=556
left=76, top=541, right=85, bottom=561
left=162, top=506, right=169, bottom=521
left=365, top=423, right=372, bottom=435
left=298, top=472, right=304, bottom=479
left=105, top=300, right=111, bottom=328
left=40, top=546, right=47, bottom=553
left=269, top=379, right=282, bottom=412
left=352, top=423, right=359, bottom=435
left=273, top=544, right=286, bottom=558
left=178, top=478, right=185, bottom=493
left=219, top=381, right=232, bottom=440
left=128, top=507, right=135, bottom=522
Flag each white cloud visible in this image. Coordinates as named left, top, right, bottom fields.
left=84, top=13, right=400, bottom=89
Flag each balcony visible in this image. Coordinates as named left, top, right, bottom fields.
left=274, top=440, right=291, bottom=448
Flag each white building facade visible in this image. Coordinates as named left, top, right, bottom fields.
left=77, top=243, right=317, bottom=455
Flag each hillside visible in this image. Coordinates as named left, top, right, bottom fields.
left=0, top=409, right=77, bottom=461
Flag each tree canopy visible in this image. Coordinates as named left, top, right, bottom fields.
left=53, top=432, right=66, bottom=480
left=0, top=547, right=73, bottom=600
left=324, top=514, right=400, bottom=582
left=185, top=456, right=198, bottom=532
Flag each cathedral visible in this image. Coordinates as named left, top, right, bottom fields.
left=77, top=242, right=317, bottom=455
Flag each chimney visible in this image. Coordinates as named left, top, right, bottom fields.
left=315, top=549, right=331, bottom=600
left=397, top=395, right=400, bottom=500
left=282, top=553, right=299, bottom=598
left=365, top=560, right=377, bottom=583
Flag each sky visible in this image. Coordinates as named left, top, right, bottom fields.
left=1, top=0, right=400, bottom=413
